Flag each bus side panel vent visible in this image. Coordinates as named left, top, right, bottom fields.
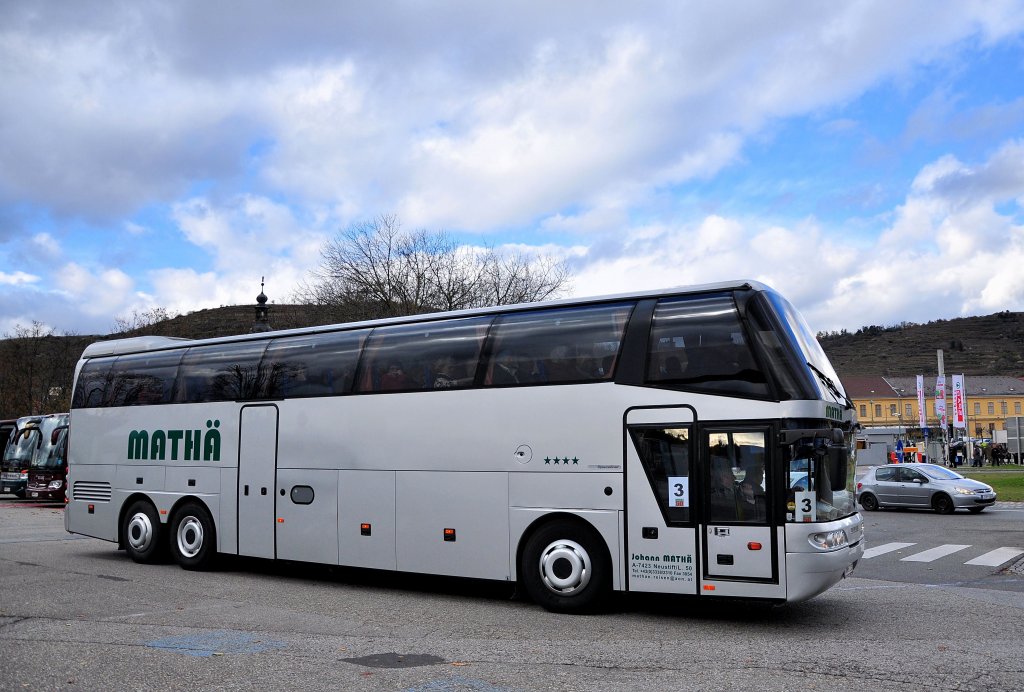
left=73, top=481, right=112, bottom=503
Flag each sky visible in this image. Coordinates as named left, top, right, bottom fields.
left=1, top=0, right=1023, bottom=338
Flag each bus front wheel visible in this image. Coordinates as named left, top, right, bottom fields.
left=169, top=501, right=216, bottom=570
left=123, top=500, right=164, bottom=564
left=521, top=520, right=611, bottom=614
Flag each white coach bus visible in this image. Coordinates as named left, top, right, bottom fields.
left=65, top=280, right=863, bottom=613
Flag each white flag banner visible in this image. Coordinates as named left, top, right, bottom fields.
left=952, top=374, right=966, bottom=429
left=916, top=375, right=927, bottom=430
left=935, top=375, right=947, bottom=429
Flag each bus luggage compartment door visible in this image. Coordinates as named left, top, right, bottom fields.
left=237, top=405, right=279, bottom=559
left=625, top=407, right=698, bottom=595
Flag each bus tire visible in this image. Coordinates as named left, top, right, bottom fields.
left=170, top=501, right=216, bottom=570
left=520, top=520, right=611, bottom=614
left=123, top=500, right=164, bottom=564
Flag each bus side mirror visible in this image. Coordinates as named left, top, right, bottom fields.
left=51, top=426, right=68, bottom=445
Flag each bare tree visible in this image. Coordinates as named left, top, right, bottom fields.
left=112, top=307, right=178, bottom=335
left=0, top=322, right=80, bottom=417
left=296, top=215, right=571, bottom=320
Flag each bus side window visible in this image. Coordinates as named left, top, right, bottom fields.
left=354, top=317, right=491, bottom=394
left=106, top=350, right=183, bottom=407
left=645, top=294, right=769, bottom=398
left=175, top=341, right=270, bottom=403
left=263, top=329, right=367, bottom=398
left=71, top=357, right=116, bottom=408
left=629, top=426, right=691, bottom=525
left=482, top=302, right=634, bottom=387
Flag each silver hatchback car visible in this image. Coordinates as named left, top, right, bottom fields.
left=856, top=463, right=996, bottom=514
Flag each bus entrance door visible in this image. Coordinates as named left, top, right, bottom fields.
left=700, top=427, right=778, bottom=591
left=237, top=405, right=279, bottom=559
left=625, top=406, right=698, bottom=595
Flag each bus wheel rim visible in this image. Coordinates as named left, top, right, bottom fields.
left=177, top=516, right=204, bottom=558
left=127, top=512, right=153, bottom=551
left=538, top=539, right=591, bottom=595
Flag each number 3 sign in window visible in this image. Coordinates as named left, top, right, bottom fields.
left=795, top=490, right=816, bottom=522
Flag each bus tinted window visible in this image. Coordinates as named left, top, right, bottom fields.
left=483, top=302, right=634, bottom=385
left=646, top=293, right=770, bottom=398
left=630, top=426, right=691, bottom=525
left=175, top=341, right=271, bottom=403
left=107, top=350, right=184, bottom=406
left=356, top=317, right=492, bottom=393
left=71, top=357, right=116, bottom=409
left=263, top=329, right=368, bottom=398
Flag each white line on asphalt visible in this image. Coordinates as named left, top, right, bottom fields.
left=901, top=544, right=970, bottom=562
left=964, top=547, right=1024, bottom=566
left=862, top=542, right=915, bottom=559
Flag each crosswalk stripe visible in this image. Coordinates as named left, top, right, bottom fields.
left=964, top=547, right=1024, bottom=566
left=901, top=544, right=970, bottom=562
left=862, top=542, right=915, bottom=559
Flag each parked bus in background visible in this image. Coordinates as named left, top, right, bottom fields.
left=0, top=419, right=16, bottom=461
left=26, top=420, right=69, bottom=502
left=2, top=414, right=67, bottom=497
left=65, top=280, right=862, bottom=613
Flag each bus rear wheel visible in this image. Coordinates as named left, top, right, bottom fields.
left=123, top=500, right=164, bottom=564
left=169, top=501, right=216, bottom=570
left=521, top=520, right=611, bottom=614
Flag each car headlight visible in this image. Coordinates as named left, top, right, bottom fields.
left=809, top=530, right=848, bottom=550
left=48, top=480, right=64, bottom=490
left=952, top=486, right=975, bottom=495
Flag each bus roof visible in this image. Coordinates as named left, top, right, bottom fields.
left=79, top=279, right=769, bottom=359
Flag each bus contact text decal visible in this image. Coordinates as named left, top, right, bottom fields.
left=630, top=552, right=694, bottom=584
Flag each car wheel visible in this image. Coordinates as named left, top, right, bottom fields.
left=932, top=494, right=955, bottom=515
left=169, top=501, right=216, bottom=570
left=967, top=507, right=985, bottom=514
left=859, top=493, right=879, bottom=511
left=122, top=500, right=165, bottom=563
left=520, top=520, right=611, bottom=614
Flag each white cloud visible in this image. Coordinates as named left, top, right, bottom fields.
left=567, top=139, right=1024, bottom=333
left=1, top=2, right=1023, bottom=337
left=0, top=271, right=38, bottom=285
left=53, top=263, right=136, bottom=318
left=5, top=1, right=1022, bottom=229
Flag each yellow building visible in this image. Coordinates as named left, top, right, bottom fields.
left=842, top=375, right=1024, bottom=437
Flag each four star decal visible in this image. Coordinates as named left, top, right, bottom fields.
left=543, top=456, right=580, bottom=465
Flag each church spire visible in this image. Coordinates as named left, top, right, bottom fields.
left=250, top=276, right=272, bottom=333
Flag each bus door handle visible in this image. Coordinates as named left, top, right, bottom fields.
left=261, top=487, right=267, bottom=496
left=244, top=485, right=249, bottom=496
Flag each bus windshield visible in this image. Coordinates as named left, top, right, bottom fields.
left=32, top=428, right=68, bottom=469
left=763, top=291, right=847, bottom=404
left=783, top=430, right=857, bottom=522
left=4, top=428, right=40, bottom=464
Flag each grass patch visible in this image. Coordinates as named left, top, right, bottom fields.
left=959, top=468, right=1024, bottom=502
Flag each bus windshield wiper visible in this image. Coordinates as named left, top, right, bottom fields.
left=806, top=362, right=853, bottom=410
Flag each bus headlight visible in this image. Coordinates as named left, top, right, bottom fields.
left=48, top=480, right=64, bottom=490
left=809, top=530, right=848, bottom=551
